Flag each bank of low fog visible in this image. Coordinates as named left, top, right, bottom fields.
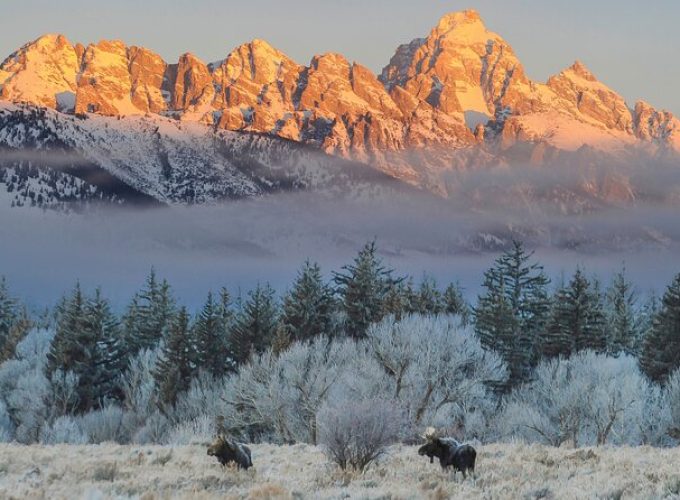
left=1, top=188, right=679, bottom=309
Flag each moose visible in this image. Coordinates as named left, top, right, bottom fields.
left=417, top=427, right=476, bottom=479
left=207, top=435, right=253, bottom=470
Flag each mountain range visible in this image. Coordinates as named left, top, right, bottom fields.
left=1, top=9, right=679, bottom=209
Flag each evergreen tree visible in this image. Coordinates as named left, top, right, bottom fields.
left=443, top=282, right=471, bottom=326
left=605, top=267, right=639, bottom=356
left=637, top=291, right=659, bottom=356
left=383, top=278, right=416, bottom=320
left=123, top=269, right=175, bottom=355
left=333, top=242, right=401, bottom=338
left=154, top=307, right=196, bottom=407
left=194, top=292, right=230, bottom=377
left=230, top=284, right=279, bottom=364
left=542, top=285, right=572, bottom=358
left=588, top=277, right=608, bottom=350
left=415, top=275, right=443, bottom=315
left=46, top=283, right=92, bottom=412
left=474, top=241, right=551, bottom=384
left=217, top=287, right=237, bottom=372
left=640, top=274, right=680, bottom=383
left=281, top=261, right=335, bottom=342
left=542, top=268, right=607, bottom=358
left=0, top=276, right=17, bottom=355
left=85, top=289, right=125, bottom=404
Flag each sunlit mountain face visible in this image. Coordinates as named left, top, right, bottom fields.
left=1, top=9, right=680, bottom=264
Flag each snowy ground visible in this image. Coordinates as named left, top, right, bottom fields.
left=0, top=442, right=679, bottom=499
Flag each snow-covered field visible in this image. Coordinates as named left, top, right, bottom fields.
left=1, top=442, right=679, bottom=499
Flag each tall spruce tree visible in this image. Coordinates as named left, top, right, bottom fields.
left=194, top=292, right=230, bottom=377
left=47, top=283, right=93, bottom=412
left=474, top=241, right=551, bottom=384
left=383, top=278, right=416, bottom=320
left=333, top=241, right=401, bottom=338
left=217, top=287, right=237, bottom=372
left=124, top=269, right=175, bottom=355
left=605, top=267, right=639, bottom=356
left=416, top=275, right=444, bottom=315
left=443, top=282, right=471, bottom=326
left=281, top=261, right=335, bottom=342
left=637, top=291, right=659, bottom=356
left=154, top=307, right=196, bottom=407
left=85, top=289, right=125, bottom=404
left=542, top=268, right=607, bottom=358
left=230, top=284, right=279, bottom=364
left=640, top=274, right=680, bottom=383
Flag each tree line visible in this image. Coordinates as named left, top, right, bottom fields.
left=1, top=241, right=680, bottom=446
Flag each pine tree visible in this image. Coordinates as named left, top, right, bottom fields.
left=640, top=274, right=680, bottom=383
left=85, top=289, right=125, bottom=404
left=47, top=283, right=93, bottom=412
left=415, top=275, right=443, bottom=315
left=542, top=285, right=573, bottom=358
left=637, top=291, right=659, bottom=356
left=333, top=242, right=401, bottom=338
left=605, top=267, right=639, bottom=356
left=587, top=277, right=608, bottom=351
left=194, top=292, right=230, bottom=377
left=230, top=284, right=279, bottom=364
left=217, top=287, right=237, bottom=372
left=383, top=278, right=416, bottom=320
left=154, top=307, right=196, bottom=407
left=443, top=282, right=471, bottom=326
left=542, top=268, right=607, bottom=358
left=0, top=276, right=17, bottom=355
left=124, top=269, right=175, bottom=355
left=474, top=241, right=551, bottom=384
left=281, top=261, right=335, bottom=342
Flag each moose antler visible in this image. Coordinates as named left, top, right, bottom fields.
left=422, top=426, right=438, bottom=442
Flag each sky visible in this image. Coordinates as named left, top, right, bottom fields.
left=1, top=0, right=679, bottom=114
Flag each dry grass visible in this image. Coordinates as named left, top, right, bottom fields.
left=0, top=442, right=679, bottom=499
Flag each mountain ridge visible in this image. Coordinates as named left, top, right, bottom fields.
left=0, top=9, right=679, bottom=204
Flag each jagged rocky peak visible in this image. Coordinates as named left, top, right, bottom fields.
left=170, top=52, right=213, bottom=116
left=633, top=100, right=680, bottom=150
left=546, top=60, right=632, bottom=132
left=0, top=33, right=79, bottom=110
left=74, top=39, right=137, bottom=116
left=380, top=9, right=530, bottom=118
left=567, top=60, right=598, bottom=81
left=128, top=46, right=169, bottom=114
left=212, top=39, right=302, bottom=110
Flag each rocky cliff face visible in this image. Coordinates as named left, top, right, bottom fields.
left=0, top=10, right=678, bottom=189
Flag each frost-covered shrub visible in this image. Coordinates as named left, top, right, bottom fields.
left=122, top=348, right=160, bottom=416
left=498, top=352, right=650, bottom=446
left=317, top=397, right=402, bottom=471
left=41, top=416, right=87, bottom=444
left=219, top=336, right=356, bottom=444
left=79, top=405, right=128, bottom=444
left=637, top=382, right=672, bottom=446
left=365, top=315, right=507, bottom=440
left=663, top=368, right=680, bottom=444
left=132, top=410, right=169, bottom=444
left=173, top=371, right=228, bottom=423
left=0, top=329, right=55, bottom=443
left=164, top=415, right=215, bottom=445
